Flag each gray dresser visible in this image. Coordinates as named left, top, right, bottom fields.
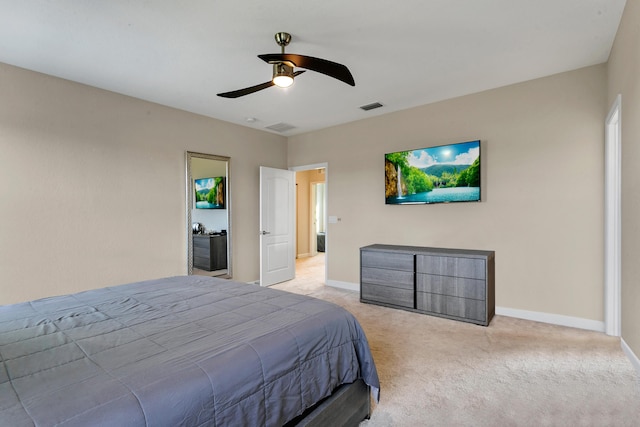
left=193, top=234, right=227, bottom=271
left=360, top=244, right=495, bottom=326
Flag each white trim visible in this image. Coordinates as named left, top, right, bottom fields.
left=495, top=306, right=605, bottom=332
left=289, top=163, right=328, bottom=172
left=319, top=286, right=606, bottom=331
left=604, top=94, right=622, bottom=337
left=324, top=282, right=607, bottom=332
left=621, top=338, right=640, bottom=376
left=326, top=279, right=359, bottom=292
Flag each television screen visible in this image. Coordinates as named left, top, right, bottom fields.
left=385, top=140, right=480, bottom=205
left=194, top=176, right=225, bottom=209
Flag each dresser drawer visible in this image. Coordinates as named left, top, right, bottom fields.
left=193, top=236, right=210, bottom=249
left=362, top=283, right=414, bottom=308
left=416, top=255, right=485, bottom=279
left=416, top=274, right=485, bottom=300
left=193, top=255, right=211, bottom=270
left=361, top=251, right=414, bottom=271
left=193, top=246, right=210, bottom=258
left=361, top=267, right=414, bottom=289
left=416, top=293, right=486, bottom=322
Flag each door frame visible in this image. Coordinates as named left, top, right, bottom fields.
left=290, top=163, right=329, bottom=283
left=604, top=94, right=621, bottom=337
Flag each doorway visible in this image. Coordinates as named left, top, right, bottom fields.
left=292, top=164, right=328, bottom=284
left=186, top=152, right=232, bottom=278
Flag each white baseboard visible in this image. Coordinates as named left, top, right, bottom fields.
left=319, top=282, right=607, bottom=333
left=326, top=280, right=359, bottom=292
left=322, top=280, right=640, bottom=379
left=495, top=306, right=605, bottom=332
left=296, top=253, right=312, bottom=259
left=621, top=338, right=640, bottom=376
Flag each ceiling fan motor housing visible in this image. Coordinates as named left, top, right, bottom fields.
left=275, top=32, right=292, bottom=48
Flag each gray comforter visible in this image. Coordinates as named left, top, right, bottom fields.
left=0, top=276, right=379, bottom=426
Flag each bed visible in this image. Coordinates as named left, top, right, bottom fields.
left=0, top=276, right=379, bottom=426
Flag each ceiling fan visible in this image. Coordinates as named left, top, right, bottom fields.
left=217, top=32, right=355, bottom=98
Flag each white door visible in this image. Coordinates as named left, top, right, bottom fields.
left=260, top=166, right=295, bottom=286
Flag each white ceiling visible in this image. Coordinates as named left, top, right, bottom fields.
left=0, top=1, right=626, bottom=136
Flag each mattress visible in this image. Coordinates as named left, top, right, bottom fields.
left=0, top=276, right=379, bottom=426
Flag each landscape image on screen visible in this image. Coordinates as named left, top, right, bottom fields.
left=195, top=176, right=225, bottom=209
left=385, top=140, right=480, bottom=205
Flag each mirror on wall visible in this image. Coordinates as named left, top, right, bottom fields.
left=186, top=152, right=231, bottom=278
left=312, top=182, right=326, bottom=253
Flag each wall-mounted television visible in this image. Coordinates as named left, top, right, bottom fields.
left=194, top=176, right=225, bottom=209
left=385, top=140, right=480, bottom=205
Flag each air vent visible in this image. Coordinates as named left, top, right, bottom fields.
left=360, top=102, right=384, bottom=111
left=265, top=122, right=297, bottom=133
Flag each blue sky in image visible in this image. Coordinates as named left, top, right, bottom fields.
left=195, top=177, right=214, bottom=191
left=408, top=140, right=479, bottom=169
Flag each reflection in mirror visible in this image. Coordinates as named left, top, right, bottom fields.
left=186, top=152, right=231, bottom=278
left=312, top=181, right=326, bottom=254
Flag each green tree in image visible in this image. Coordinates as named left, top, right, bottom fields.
left=387, top=152, right=434, bottom=194
left=456, top=157, right=480, bottom=187
left=466, top=157, right=480, bottom=186
left=405, top=167, right=433, bottom=193
left=386, top=151, right=410, bottom=178
left=207, top=188, right=216, bottom=204
left=457, top=170, right=468, bottom=187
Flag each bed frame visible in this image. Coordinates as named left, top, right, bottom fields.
left=287, top=379, right=371, bottom=427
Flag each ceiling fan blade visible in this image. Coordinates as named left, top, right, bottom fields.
left=258, top=54, right=355, bottom=86
left=217, top=70, right=306, bottom=98
left=217, top=80, right=273, bottom=98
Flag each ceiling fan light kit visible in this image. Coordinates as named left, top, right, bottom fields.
left=217, top=32, right=355, bottom=98
left=272, top=63, right=294, bottom=88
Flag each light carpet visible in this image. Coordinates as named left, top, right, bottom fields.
left=273, top=254, right=640, bottom=426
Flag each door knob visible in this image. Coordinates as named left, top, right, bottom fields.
left=260, top=230, right=271, bottom=235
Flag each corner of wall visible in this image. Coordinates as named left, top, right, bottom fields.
left=622, top=338, right=640, bottom=377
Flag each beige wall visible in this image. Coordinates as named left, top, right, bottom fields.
left=607, top=0, right=640, bottom=358
left=289, top=64, right=607, bottom=322
left=0, top=63, right=287, bottom=304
